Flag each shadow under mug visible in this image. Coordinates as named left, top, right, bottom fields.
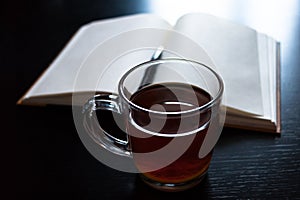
left=83, top=58, right=225, bottom=192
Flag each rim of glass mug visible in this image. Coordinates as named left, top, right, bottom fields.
left=118, top=58, right=224, bottom=115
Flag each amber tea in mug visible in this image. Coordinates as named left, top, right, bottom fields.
left=83, top=59, right=225, bottom=191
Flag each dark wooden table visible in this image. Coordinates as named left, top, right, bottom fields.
left=11, top=0, right=300, bottom=199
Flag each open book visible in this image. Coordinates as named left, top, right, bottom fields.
left=17, top=13, right=281, bottom=133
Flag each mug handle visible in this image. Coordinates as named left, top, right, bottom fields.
left=82, top=93, right=131, bottom=157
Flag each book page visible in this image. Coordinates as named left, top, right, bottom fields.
left=20, top=14, right=172, bottom=103
left=173, top=13, right=264, bottom=116
left=257, top=33, right=271, bottom=121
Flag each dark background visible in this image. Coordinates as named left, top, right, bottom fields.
left=10, top=0, right=300, bottom=199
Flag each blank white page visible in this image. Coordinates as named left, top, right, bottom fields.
left=174, top=13, right=263, bottom=116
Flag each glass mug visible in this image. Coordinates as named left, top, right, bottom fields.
left=83, top=58, right=225, bottom=192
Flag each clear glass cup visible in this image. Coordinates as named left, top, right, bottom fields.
left=82, top=58, right=225, bottom=192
